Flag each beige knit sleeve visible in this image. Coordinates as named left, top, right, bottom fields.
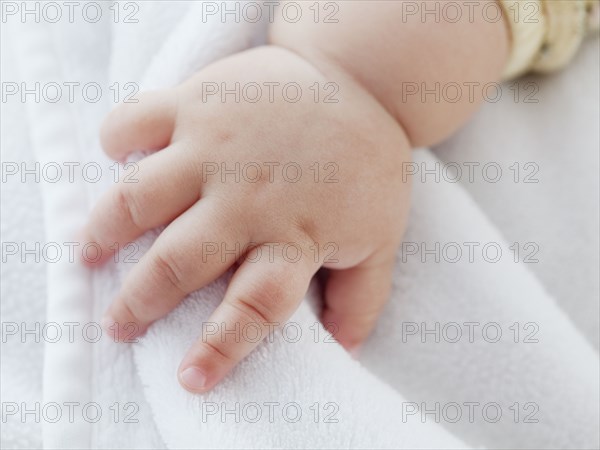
left=499, top=0, right=600, bottom=79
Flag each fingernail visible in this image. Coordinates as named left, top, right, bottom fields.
left=179, top=367, right=208, bottom=392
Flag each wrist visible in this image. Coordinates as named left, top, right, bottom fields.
left=268, top=3, right=509, bottom=148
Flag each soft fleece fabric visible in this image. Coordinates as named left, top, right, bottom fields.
left=2, top=2, right=598, bottom=449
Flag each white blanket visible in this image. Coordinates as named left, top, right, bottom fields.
left=2, top=2, right=598, bottom=449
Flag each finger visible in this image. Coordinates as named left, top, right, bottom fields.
left=81, top=144, right=201, bottom=266
left=177, top=245, right=318, bottom=393
left=321, top=251, right=396, bottom=353
left=100, top=89, right=178, bottom=161
left=102, top=197, right=248, bottom=340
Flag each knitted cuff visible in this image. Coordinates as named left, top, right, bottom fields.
left=499, top=0, right=600, bottom=80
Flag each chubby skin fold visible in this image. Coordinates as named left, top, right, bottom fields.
left=82, top=2, right=509, bottom=393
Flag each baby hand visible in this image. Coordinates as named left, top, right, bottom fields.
left=83, top=46, right=411, bottom=392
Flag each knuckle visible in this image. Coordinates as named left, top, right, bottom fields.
left=198, top=339, right=236, bottom=365
left=229, top=280, right=287, bottom=326
left=149, top=250, right=189, bottom=294
left=293, top=218, right=321, bottom=249
left=118, top=297, right=147, bottom=326
left=120, top=281, right=155, bottom=322
left=234, top=297, right=276, bottom=326
left=114, top=185, right=144, bottom=231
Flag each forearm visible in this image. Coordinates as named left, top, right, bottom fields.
left=269, top=1, right=509, bottom=147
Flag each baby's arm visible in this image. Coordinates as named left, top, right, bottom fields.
left=85, top=2, right=510, bottom=393
left=270, top=1, right=509, bottom=147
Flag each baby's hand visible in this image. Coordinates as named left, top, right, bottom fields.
left=83, top=46, right=411, bottom=392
